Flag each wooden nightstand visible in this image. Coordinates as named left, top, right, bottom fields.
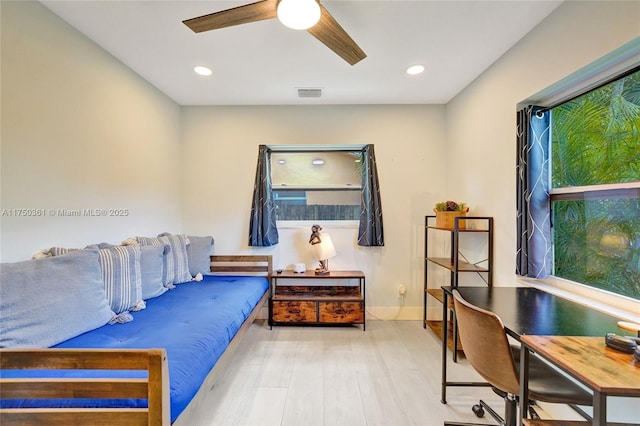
left=269, top=270, right=365, bottom=330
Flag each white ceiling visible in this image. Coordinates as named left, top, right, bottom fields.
left=40, top=0, right=562, bottom=106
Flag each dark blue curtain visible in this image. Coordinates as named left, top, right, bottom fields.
left=358, top=144, right=384, bottom=246
left=248, top=145, right=279, bottom=246
left=516, top=106, right=551, bottom=278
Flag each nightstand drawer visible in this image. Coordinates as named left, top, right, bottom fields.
left=319, top=301, right=364, bottom=323
left=272, top=301, right=316, bottom=322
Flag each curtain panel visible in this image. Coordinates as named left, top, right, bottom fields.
left=248, top=145, right=279, bottom=246
left=358, top=144, right=385, bottom=246
left=516, top=106, right=552, bottom=278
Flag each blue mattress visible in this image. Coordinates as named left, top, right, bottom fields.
left=0, top=274, right=269, bottom=422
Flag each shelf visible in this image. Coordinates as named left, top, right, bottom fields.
left=426, top=226, right=489, bottom=233
left=426, top=257, right=489, bottom=272
left=426, top=289, right=454, bottom=309
left=274, top=270, right=364, bottom=279
left=426, top=288, right=445, bottom=303
left=272, top=294, right=362, bottom=301
left=522, top=422, right=628, bottom=426
left=425, top=320, right=464, bottom=357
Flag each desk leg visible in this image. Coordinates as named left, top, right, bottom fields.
left=518, top=345, right=530, bottom=426
left=441, top=291, right=449, bottom=404
left=452, top=312, right=459, bottom=363
left=593, top=391, right=606, bottom=426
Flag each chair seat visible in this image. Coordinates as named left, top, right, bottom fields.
left=510, top=345, right=592, bottom=406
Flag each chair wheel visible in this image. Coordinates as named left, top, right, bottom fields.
left=472, top=404, right=485, bottom=418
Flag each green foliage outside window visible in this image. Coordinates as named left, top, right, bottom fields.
left=551, top=69, right=640, bottom=300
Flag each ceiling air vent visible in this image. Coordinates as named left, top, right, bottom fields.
left=297, top=88, right=322, bottom=98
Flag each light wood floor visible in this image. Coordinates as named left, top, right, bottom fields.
left=184, top=320, right=520, bottom=425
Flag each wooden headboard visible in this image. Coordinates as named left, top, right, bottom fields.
left=209, top=255, right=272, bottom=276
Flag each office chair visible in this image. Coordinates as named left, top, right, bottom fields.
left=444, top=290, right=593, bottom=426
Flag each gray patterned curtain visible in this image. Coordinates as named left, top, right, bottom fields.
left=358, top=144, right=384, bottom=246
left=249, top=145, right=279, bottom=246
left=516, top=106, right=551, bottom=278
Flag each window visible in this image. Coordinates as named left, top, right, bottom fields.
left=549, top=68, right=640, bottom=299
left=271, top=149, right=362, bottom=221
left=249, top=144, right=383, bottom=247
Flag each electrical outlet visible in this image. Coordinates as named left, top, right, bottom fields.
left=398, top=284, right=407, bottom=296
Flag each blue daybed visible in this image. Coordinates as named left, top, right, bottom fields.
left=0, top=254, right=271, bottom=426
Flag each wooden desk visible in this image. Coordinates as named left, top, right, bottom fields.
left=438, top=287, right=622, bottom=403
left=519, top=336, right=640, bottom=426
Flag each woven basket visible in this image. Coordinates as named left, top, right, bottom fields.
left=434, top=208, right=468, bottom=229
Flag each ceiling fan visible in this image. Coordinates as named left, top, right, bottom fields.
left=182, top=0, right=366, bottom=65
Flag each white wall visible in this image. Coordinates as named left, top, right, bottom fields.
left=0, top=1, right=183, bottom=262
left=445, top=1, right=640, bottom=288
left=180, top=105, right=447, bottom=318
left=2, top=0, right=638, bottom=318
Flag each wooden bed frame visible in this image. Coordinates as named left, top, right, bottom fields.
left=0, top=255, right=272, bottom=426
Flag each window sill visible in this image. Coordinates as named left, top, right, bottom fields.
left=516, top=275, right=640, bottom=324
left=276, top=220, right=359, bottom=229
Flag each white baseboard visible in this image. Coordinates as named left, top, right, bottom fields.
left=365, top=306, right=423, bottom=321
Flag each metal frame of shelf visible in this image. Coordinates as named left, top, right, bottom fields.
left=423, top=215, right=494, bottom=360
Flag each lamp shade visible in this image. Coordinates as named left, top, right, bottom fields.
left=315, top=234, right=336, bottom=260
left=277, top=0, right=321, bottom=30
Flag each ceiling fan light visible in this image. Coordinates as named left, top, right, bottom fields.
left=277, top=0, right=321, bottom=30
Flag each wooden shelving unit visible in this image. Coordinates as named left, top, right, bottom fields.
left=423, top=216, right=493, bottom=358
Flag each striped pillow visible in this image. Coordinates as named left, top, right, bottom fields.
left=97, top=245, right=144, bottom=315
left=47, top=245, right=144, bottom=319
left=136, top=234, right=191, bottom=284
left=49, top=247, right=80, bottom=256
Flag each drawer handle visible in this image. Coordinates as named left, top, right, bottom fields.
left=288, top=309, right=301, bottom=314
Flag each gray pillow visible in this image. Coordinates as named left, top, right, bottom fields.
left=138, top=234, right=191, bottom=284
left=0, top=249, right=116, bottom=348
left=187, top=236, right=214, bottom=275
left=139, top=245, right=169, bottom=300
left=158, top=233, right=214, bottom=276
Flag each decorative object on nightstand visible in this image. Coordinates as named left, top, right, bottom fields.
left=309, top=224, right=336, bottom=275
left=434, top=200, right=469, bottom=229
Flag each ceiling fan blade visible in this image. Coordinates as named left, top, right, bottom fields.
left=307, top=4, right=366, bottom=66
left=183, top=0, right=278, bottom=33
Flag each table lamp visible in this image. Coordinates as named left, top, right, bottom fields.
left=314, top=234, right=336, bottom=275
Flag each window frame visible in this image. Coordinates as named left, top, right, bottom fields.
left=516, top=42, right=640, bottom=321
left=546, top=68, right=640, bottom=300
left=269, top=144, right=365, bottom=224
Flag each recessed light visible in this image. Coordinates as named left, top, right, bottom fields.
left=194, top=66, right=212, bottom=76
left=312, top=159, right=325, bottom=165
left=278, top=159, right=286, bottom=164
left=406, top=65, right=425, bottom=75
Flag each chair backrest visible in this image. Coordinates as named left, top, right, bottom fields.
left=452, top=289, right=521, bottom=395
